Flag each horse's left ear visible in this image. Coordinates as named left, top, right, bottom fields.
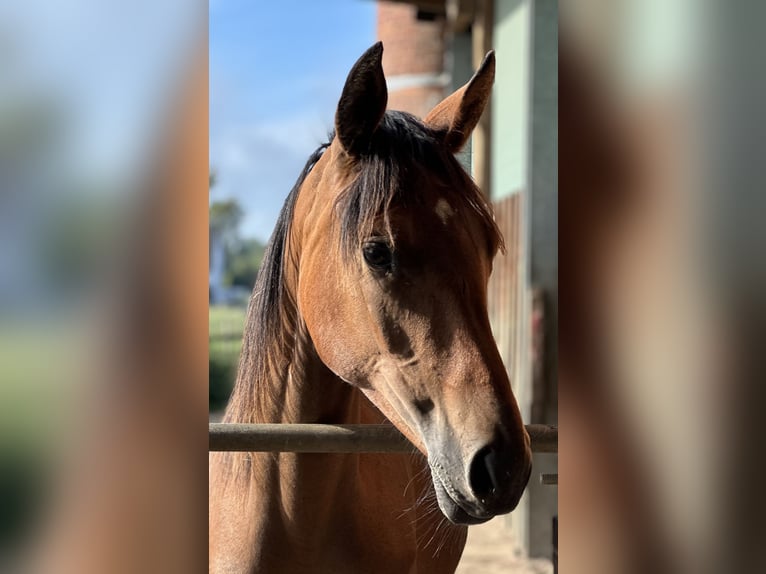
left=335, top=42, right=388, bottom=157
left=424, top=51, right=495, bottom=152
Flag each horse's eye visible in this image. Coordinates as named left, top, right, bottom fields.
left=362, top=241, right=393, bottom=270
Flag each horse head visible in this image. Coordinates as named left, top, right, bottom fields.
left=292, top=42, right=532, bottom=525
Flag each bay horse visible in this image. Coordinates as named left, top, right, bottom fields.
left=209, top=42, right=532, bottom=574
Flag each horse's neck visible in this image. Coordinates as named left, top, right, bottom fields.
left=272, top=317, right=366, bottom=423
left=216, top=318, right=399, bottom=566
left=213, top=304, right=460, bottom=573
left=224, top=288, right=366, bottom=424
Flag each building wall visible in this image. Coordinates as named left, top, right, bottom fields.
left=377, top=1, right=446, bottom=119
left=526, top=0, right=560, bottom=560
left=491, top=0, right=532, bottom=201
left=529, top=0, right=558, bottom=297
left=490, top=0, right=558, bottom=560
left=487, top=194, right=523, bottom=403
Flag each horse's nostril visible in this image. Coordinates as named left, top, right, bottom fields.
left=414, top=398, right=434, bottom=415
left=469, top=446, right=499, bottom=501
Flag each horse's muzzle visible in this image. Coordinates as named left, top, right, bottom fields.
left=467, top=441, right=532, bottom=514
left=429, top=437, right=532, bottom=525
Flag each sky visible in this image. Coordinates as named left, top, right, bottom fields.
left=209, top=0, right=377, bottom=241
left=0, top=0, right=203, bottom=183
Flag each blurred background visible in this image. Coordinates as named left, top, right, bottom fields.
left=559, top=1, right=766, bottom=573
left=0, top=1, right=207, bottom=572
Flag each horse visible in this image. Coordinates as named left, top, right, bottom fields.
left=209, top=42, right=532, bottom=574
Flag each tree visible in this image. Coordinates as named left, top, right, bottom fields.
left=208, top=173, right=263, bottom=291
left=209, top=198, right=243, bottom=246
left=209, top=172, right=245, bottom=300
left=209, top=169, right=217, bottom=190
left=225, top=238, right=266, bottom=289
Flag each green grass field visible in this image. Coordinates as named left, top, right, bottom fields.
left=209, top=305, right=247, bottom=411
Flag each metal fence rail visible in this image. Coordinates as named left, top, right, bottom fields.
left=209, top=423, right=557, bottom=454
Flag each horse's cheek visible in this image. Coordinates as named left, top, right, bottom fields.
left=300, top=277, right=353, bottom=373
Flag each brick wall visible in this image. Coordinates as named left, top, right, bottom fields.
left=376, top=1, right=446, bottom=119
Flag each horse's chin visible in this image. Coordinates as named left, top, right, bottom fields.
left=432, top=477, right=493, bottom=526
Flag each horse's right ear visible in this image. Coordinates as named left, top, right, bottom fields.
left=424, top=51, right=495, bottom=152
left=335, top=42, right=388, bottom=157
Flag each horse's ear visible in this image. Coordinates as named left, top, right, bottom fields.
left=424, top=51, right=495, bottom=152
left=335, top=42, right=388, bottom=157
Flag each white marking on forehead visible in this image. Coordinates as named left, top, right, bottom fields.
left=434, top=199, right=454, bottom=225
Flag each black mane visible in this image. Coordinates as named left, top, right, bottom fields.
left=337, top=110, right=502, bottom=257
left=224, top=140, right=329, bottom=424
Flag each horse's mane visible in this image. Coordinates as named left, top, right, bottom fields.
left=222, top=141, right=329, bottom=425
left=337, top=111, right=504, bottom=258
left=223, top=110, right=503, bottom=425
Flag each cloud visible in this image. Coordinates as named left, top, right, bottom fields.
left=210, top=111, right=333, bottom=241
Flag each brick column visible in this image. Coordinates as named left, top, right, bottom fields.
left=376, top=2, right=446, bottom=119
